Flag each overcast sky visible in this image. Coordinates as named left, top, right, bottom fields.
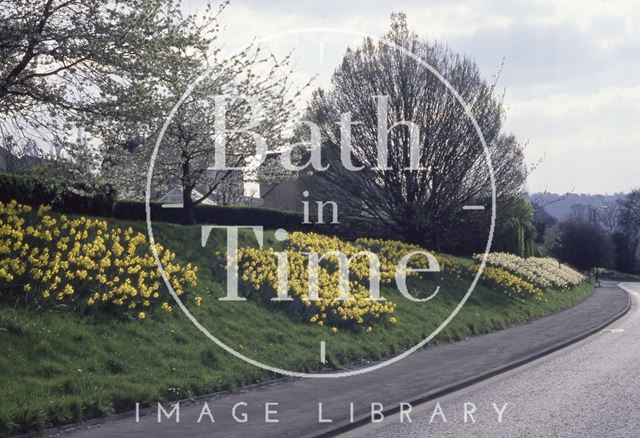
left=185, top=0, right=639, bottom=194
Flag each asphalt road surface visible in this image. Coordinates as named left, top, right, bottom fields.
left=345, top=282, right=640, bottom=438
left=59, top=282, right=628, bottom=438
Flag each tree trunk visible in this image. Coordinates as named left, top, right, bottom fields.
left=182, top=186, right=196, bottom=225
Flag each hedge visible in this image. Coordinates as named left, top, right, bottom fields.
left=0, top=172, right=116, bottom=217
left=112, top=201, right=392, bottom=239
left=0, top=172, right=390, bottom=241
left=114, top=200, right=306, bottom=229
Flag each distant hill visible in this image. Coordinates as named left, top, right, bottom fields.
left=527, top=192, right=627, bottom=222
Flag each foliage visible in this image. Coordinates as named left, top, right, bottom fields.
left=0, top=179, right=398, bottom=241
left=617, top=189, right=640, bottom=262
left=611, top=232, right=640, bottom=274
left=596, top=267, right=640, bottom=281
left=421, top=195, right=536, bottom=256
left=356, top=237, right=541, bottom=297
left=0, top=172, right=116, bottom=216
left=78, top=198, right=404, bottom=242
left=0, top=200, right=199, bottom=318
left=552, top=219, right=614, bottom=271
left=101, top=16, right=307, bottom=223
left=114, top=200, right=305, bottom=228
left=493, top=196, right=536, bottom=257
left=0, top=208, right=592, bottom=435
left=532, top=201, right=557, bottom=244
left=478, top=266, right=540, bottom=296
left=223, top=232, right=401, bottom=331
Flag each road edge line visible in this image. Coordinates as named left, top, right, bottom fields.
left=309, top=285, right=632, bottom=438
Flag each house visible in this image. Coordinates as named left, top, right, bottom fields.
left=257, top=151, right=303, bottom=211
left=260, top=179, right=302, bottom=211
left=155, top=187, right=217, bottom=206
left=150, top=151, right=304, bottom=210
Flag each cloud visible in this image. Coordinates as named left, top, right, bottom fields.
left=183, top=0, right=640, bottom=193
left=507, top=86, right=640, bottom=193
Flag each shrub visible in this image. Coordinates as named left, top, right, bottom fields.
left=113, top=199, right=395, bottom=242
left=0, top=173, right=396, bottom=241
left=113, top=199, right=306, bottom=228
left=553, top=220, right=614, bottom=271
left=612, top=232, right=640, bottom=275
left=0, top=172, right=116, bottom=216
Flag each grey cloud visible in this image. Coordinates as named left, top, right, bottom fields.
left=447, top=21, right=639, bottom=89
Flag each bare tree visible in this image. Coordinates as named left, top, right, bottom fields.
left=306, top=14, right=526, bottom=247
left=528, top=190, right=575, bottom=209
left=597, top=198, right=619, bottom=234
left=569, top=204, right=592, bottom=223
left=570, top=203, right=616, bottom=231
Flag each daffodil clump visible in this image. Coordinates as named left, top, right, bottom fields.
left=474, top=252, right=584, bottom=290
left=0, top=200, right=200, bottom=319
left=353, top=237, right=457, bottom=281
left=233, top=245, right=397, bottom=332
left=221, top=232, right=555, bottom=331
left=357, top=238, right=541, bottom=297
left=217, top=229, right=584, bottom=331
left=230, top=232, right=446, bottom=331
left=476, top=266, right=541, bottom=297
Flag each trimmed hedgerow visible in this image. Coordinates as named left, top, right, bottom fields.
left=0, top=172, right=116, bottom=217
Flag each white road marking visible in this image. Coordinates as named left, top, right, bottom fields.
left=462, top=205, right=485, bottom=210
left=161, top=203, right=183, bottom=208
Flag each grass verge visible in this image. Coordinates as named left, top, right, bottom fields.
left=0, top=220, right=593, bottom=436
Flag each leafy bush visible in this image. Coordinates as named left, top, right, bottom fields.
left=0, top=173, right=396, bottom=241
left=113, top=199, right=395, bottom=242
left=113, top=199, right=306, bottom=228
left=0, top=172, right=116, bottom=216
left=612, top=232, right=640, bottom=275
left=553, top=220, right=614, bottom=271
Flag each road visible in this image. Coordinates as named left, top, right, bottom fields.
left=345, top=282, right=640, bottom=438
left=59, top=282, right=629, bottom=438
